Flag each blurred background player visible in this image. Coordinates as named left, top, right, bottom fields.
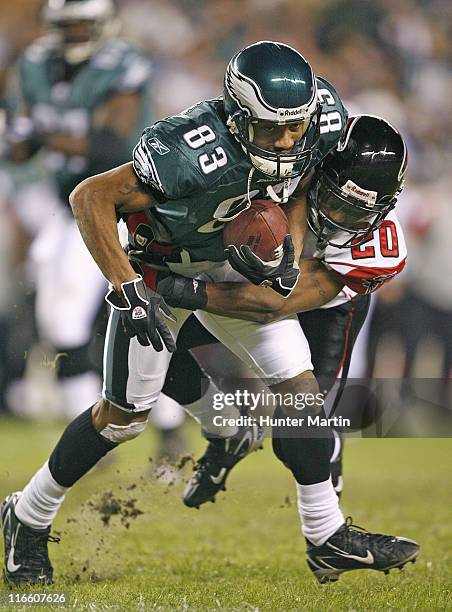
left=0, top=0, right=178, bottom=448
left=0, top=0, right=43, bottom=416
left=3, top=0, right=151, bottom=420
left=2, top=0, right=186, bottom=460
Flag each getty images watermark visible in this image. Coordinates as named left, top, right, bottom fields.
left=211, top=389, right=350, bottom=428
left=200, top=378, right=452, bottom=438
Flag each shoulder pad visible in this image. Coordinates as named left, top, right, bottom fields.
left=133, top=123, right=206, bottom=199
left=322, top=211, right=407, bottom=294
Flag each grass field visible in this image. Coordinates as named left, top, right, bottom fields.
left=0, top=417, right=451, bottom=611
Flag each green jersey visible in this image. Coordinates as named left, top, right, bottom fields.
left=19, top=36, right=152, bottom=201
left=129, top=77, right=347, bottom=264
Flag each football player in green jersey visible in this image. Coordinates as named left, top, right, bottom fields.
left=1, top=41, right=416, bottom=586
left=5, top=0, right=152, bottom=419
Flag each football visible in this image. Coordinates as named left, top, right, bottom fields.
left=223, top=199, right=289, bottom=262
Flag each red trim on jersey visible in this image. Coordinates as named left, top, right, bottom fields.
left=127, top=212, right=147, bottom=235
left=328, top=257, right=406, bottom=294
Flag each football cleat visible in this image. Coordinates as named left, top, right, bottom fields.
left=1, top=492, right=60, bottom=586
left=183, top=424, right=264, bottom=508
left=306, top=516, right=420, bottom=584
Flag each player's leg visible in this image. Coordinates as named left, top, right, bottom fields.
left=298, top=295, right=371, bottom=495
left=269, top=302, right=418, bottom=582
left=168, top=310, right=344, bottom=533
left=33, top=213, right=107, bottom=419
left=175, top=309, right=347, bottom=507
left=193, top=308, right=335, bottom=514
left=1, top=305, right=190, bottom=585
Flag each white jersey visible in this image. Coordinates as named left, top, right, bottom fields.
left=314, top=210, right=407, bottom=308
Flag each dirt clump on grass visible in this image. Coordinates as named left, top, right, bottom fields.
left=87, top=490, right=144, bottom=528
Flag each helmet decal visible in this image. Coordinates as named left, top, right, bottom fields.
left=340, top=180, right=377, bottom=207
left=225, top=63, right=271, bottom=117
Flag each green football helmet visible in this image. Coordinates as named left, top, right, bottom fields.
left=43, top=0, right=119, bottom=64
left=224, top=40, right=321, bottom=180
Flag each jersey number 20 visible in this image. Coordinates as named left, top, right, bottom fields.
left=351, top=220, right=399, bottom=260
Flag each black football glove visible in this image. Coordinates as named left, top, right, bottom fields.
left=157, top=274, right=208, bottom=311
left=105, top=276, right=177, bottom=352
left=227, top=235, right=300, bottom=298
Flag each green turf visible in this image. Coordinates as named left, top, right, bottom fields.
left=0, top=417, right=451, bottom=611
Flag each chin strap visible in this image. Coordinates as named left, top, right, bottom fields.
left=246, top=166, right=255, bottom=207
left=266, top=178, right=292, bottom=204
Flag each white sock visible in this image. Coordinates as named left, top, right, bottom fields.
left=15, top=463, right=68, bottom=530
left=296, top=477, right=344, bottom=546
left=184, top=381, right=239, bottom=437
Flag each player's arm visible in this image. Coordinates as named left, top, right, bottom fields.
left=205, top=258, right=343, bottom=321
left=71, top=162, right=176, bottom=352
left=282, top=169, right=314, bottom=263
left=283, top=196, right=307, bottom=264
left=69, top=161, right=155, bottom=291
left=158, top=258, right=344, bottom=322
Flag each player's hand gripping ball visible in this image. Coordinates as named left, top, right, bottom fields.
left=223, top=199, right=289, bottom=262
left=224, top=199, right=299, bottom=297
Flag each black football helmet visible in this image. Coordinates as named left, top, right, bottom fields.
left=308, top=115, right=407, bottom=248
left=224, top=41, right=321, bottom=180
left=43, top=0, right=119, bottom=64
